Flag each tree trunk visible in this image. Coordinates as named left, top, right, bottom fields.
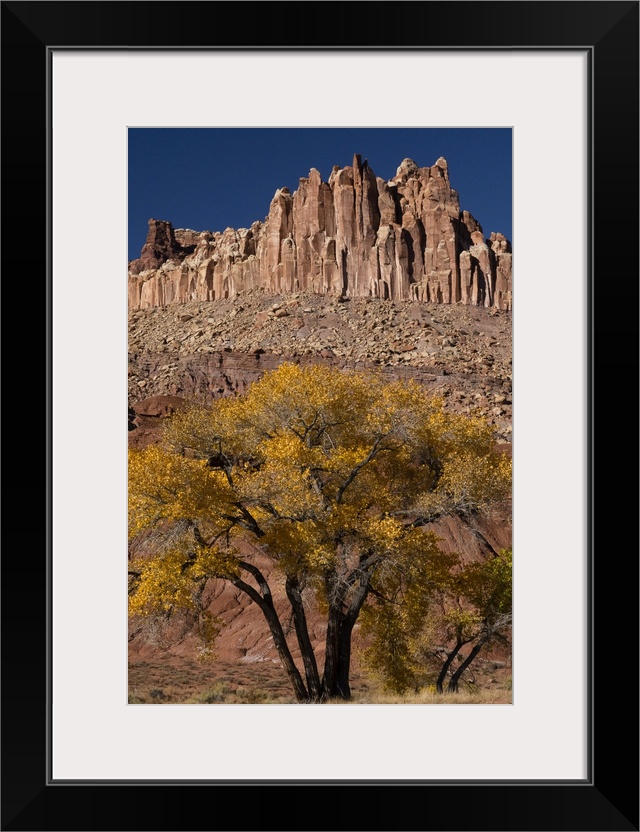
left=335, top=620, right=353, bottom=699
left=232, top=566, right=309, bottom=703
left=285, top=576, right=323, bottom=701
left=447, top=635, right=488, bottom=693
left=436, top=639, right=464, bottom=693
left=322, top=601, right=342, bottom=699
left=322, top=568, right=372, bottom=700
left=335, top=577, right=371, bottom=699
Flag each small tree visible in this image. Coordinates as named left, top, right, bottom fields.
left=361, top=547, right=512, bottom=694
left=438, top=548, right=512, bottom=693
left=128, top=363, right=511, bottom=703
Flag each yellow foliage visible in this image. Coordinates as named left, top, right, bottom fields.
left=128, top=445, right=235, bottom=539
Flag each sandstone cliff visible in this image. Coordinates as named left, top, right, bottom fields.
left=129, top=155, right=512, bottom=311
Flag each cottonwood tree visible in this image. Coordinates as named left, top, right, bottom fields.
left=361, top=547, right=512, bottom=694
left=128, top=363, right=511, bottom=702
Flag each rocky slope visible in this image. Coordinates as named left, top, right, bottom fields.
left=128, top=288, right=513, bottom=447
left=129, top=155, right=512, bottom=311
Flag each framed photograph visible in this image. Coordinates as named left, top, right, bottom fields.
left=3, top=2, right=637, bottom=829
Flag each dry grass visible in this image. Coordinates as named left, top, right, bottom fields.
left=128, top=661, right=511, bottom=705
left=335, top=685, right=511, bottom=705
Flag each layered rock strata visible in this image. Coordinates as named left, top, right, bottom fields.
left=129, top=155, right=512, bottom=311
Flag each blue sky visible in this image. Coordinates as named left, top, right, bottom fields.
left=128, top=128, right=512, bottom=262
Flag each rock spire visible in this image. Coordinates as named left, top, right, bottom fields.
left=129, top=155, right=512, bottom=311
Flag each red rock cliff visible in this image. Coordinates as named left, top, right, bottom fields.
left=129, top=155, right=512, bottom=311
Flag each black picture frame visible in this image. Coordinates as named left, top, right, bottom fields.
left=2, top=2, right=638, bottom=830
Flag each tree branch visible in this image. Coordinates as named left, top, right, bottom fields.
left=336, top=435, right=390, bottom=504
left=238, top=560, right=273, bottom=602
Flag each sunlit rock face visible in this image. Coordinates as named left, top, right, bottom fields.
left=128, top=155, right=512, bottom=311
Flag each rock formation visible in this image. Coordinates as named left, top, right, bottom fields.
left=129, top=155, right=512, bottom=311
left=129, top=219, right=197, bottom=275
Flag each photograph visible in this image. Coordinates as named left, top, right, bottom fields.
left=127, top=128, right=514, bottom=706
